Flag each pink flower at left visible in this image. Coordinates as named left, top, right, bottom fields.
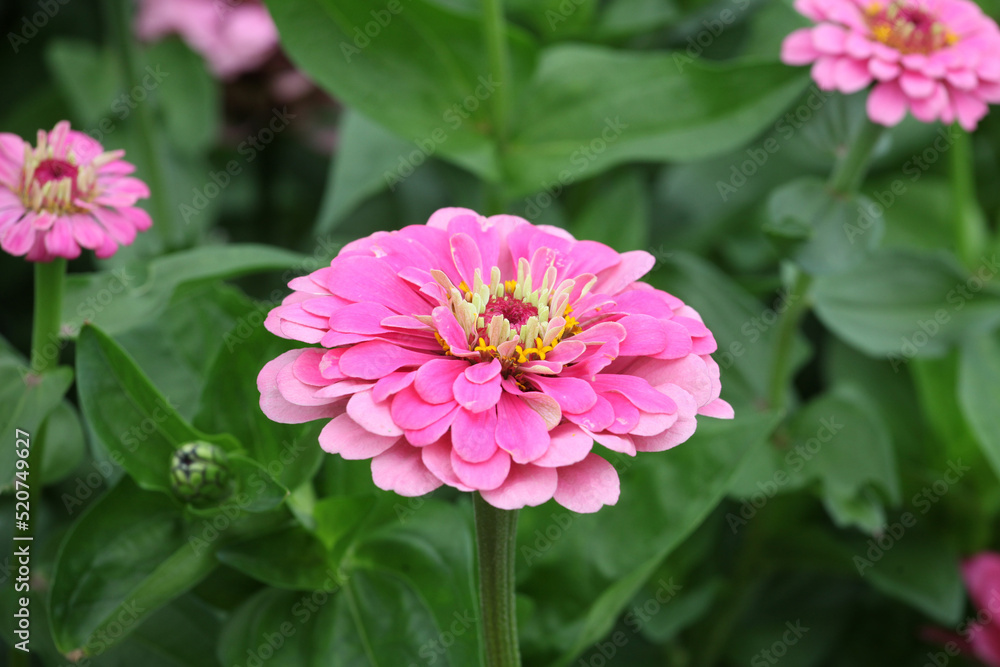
left=0, top=121, right=151, bottom=262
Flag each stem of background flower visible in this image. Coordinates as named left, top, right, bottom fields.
left=474, top=493, right=521, bottom=667
left=767, top=117, right=886, bottom=411
left=949, top=124, right=989, bottom=268
left=481, top=0, right=512, bottom=152
left=31, top=258, right=66, bottom=374
left=10, top=259, right=67, bottom=667
left=102, top=0, right=177, bottom=249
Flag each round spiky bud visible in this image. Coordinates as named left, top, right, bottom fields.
left=170, top=442, right=232, bottom=506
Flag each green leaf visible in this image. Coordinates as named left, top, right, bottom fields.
left=218, top=499, right=481, bottom=666
left=813, top=249, right=1000, bottom=358
left=0, top=361, right=73, bottom=492
left=61, top=244, right=308, bottom=337
left=596, top=0, right=680, bottom=37
left=217, top=524, right=332, bottom=590
left=146, top=38, right=219, bottom=155
left=45, top=39, right=122, bottom=126
left=349, top=500, right=481, bottom=667
left=194, top=323, right=323, bottom=491
left=852, top=528, right=964, bottom=625
left=76, top=325, right=237, bottom=493
left=959, top=333, right=1000, bottom=479
left=118, top=283, right=260, bottom=420
left=504, top=48, right=809, bottom=195
left=315, top=109, right=416, bottom=234
left=522, top=411, right=778, bottom=665
left=791, top=387, right=900, bottom=533
left=765, top=177, right=883, bottom=275
left=569, top=168, right=649, bottom=251
left=266, top=0, right=539, bottom=180
left=652, top=252, right=808, bottom=409
left=226, top=454, right=291, bottom=513
left=49, top=477, right=217, bottom=654
left=313, top=495, right=378, bottom=553
left=217, top=587, right=339, bottom=667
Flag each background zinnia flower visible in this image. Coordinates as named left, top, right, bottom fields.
left=0, top=121, right=151, bottom=262
left=258, top=208, right=733, bottom=513
left=135, top=0, right=279, bottom=80
left=960, top=552, right=1000, bottom=665
left=781, top=0, right=1000, bottom=129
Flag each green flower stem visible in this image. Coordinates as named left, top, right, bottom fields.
left=949, top=124, right=988, bottom=268
left=31, top=258, right=66, bottom=374
left=481, top=0, right=512, bottom=151
left=768, top=118, right=885, bottom=411
left=474, top=493, right=521, bottom=667
left=766, top=269, right=812, bottom=411
left=11, top=259, right=67, bottom=667
left=827, top=117, right=885, bottom=197
left=102, top=0, right=176, bottom=248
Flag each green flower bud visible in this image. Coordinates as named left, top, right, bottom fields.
left=170, top=442, right=232, bottom=506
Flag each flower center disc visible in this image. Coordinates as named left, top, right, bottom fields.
left=483, top=296, right=538, bottom=332
left=866, top=2, right=958, bottom=53
left=34, top=158, right=79, bottom=189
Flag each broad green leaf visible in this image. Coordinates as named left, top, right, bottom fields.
left=792, top=387, right=900, bottom=532
left=266, top=0, right=539, bottom=180
left=147, top=38, right=219, bottom=155
left=315, top=109, right=419, bottom=234
left=38, top=401, right=87, bottom=486
left=119, top=283, right=260, bottom=420
left=313, top=495, right=378, bottom=553
left=217, top=524, right=332, bottom=590
left=227, top=454, right=291, bottom=513
left=219, top=499, right=481, bottom=666
left=959, top=333, right=1000, bottom=478
left=45, top=39, right=122, bottom=126
left=765, top=177, right=883, bottom=275
left=523, top=412, right=778, bottom=665
left=851, top=528, right=963, bottom=625
left=596, top=0, right=679, bottom=37
left=570, top=168, right=649, bottom=251
left=349, top=500, right=481, bottom=667
left=0, top=361, right=73, bottom=492
left=76, top=325, right=238, bottom=493
left=49, top=477, right=217, bottom=654
left=61, top=244, right=307, bottom=336
left=217, top=587, right=339, bottom=667
left=504, top=48, right=809, bottom=195
left=194, top=323, right=323, bottom=491
left=90, top=595, right=223, bottom=667
left=652, top=252, right=809, bottom=409
left=813, top=249, right=1000, bottom=358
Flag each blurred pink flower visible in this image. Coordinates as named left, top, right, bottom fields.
left=961, top=553, right=1000, bottom=664
left=781, top=0, right=1000, bottom=129
left=0, top=121, right=150, bottom=262
left=258, top=208, right=733, bottom=513
left=135, top=0, right=279, bottom=80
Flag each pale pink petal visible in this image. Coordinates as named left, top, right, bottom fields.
left=320, top=413, right=400, bottom=460
left=496, top=393, right=550, bottom=464
left=480, top=464, right=558, bottom=510
left=553, top=454, right=620, bottom=513
left=867, top=80, right=910, bottom=126
left=371, top=443, right=443, bottom=496
left=451, top=447, right=511, bottom=490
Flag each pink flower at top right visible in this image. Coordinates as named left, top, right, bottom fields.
left=781, top=0, right=1000, bottom=130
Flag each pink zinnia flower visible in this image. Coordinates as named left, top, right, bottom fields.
left=135, top=0, right=279, bottom=80
left=0, top=121, right=151, bottom=262
left=781, top=0, right=1000, bottom=129
left=258, top=208, right=733, bottom=513
left=960, top=553, right=1000, bottom=664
